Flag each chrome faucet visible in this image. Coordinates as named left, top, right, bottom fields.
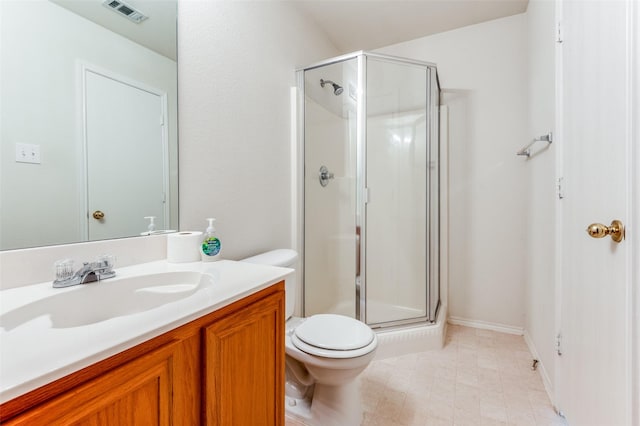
left=53, top=255, right=116, bottom=288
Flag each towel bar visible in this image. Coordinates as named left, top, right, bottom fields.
left=517, top=132, right=553, bottom=157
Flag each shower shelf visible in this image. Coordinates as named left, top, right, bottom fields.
left=517, top=132, right=553, bottom=157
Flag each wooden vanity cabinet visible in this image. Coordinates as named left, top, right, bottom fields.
left=0, top=282, right=285, bottom=426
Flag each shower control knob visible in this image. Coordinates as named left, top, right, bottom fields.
left=319, top=165, right=335, bottom=187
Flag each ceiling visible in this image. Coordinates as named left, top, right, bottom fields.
left=49, top=0, right=529, bottom=62
left=50, top=0, right=176, bottom=60
left=293, top=0, right=530, bottom=53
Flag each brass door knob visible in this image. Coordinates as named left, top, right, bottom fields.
left=92, top=210, right=105, bottom=220
left=586, top=219, right=624, bottom=243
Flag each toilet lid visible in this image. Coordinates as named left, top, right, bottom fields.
left=293, top=314, right=374, bottom=351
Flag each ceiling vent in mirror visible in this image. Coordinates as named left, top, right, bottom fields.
left=102, top=0, right=148, bottom=24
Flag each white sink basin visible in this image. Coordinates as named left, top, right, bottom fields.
left=0, top=271, right=214, bottom=329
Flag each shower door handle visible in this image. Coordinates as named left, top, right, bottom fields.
left=356, top=226, right=361, bottom=277
left=319, top=165, right=335, bottom=187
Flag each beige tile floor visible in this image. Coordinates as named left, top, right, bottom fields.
left=286, top=325, right=567, bottom=426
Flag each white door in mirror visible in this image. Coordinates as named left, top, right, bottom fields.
left=84, top=67, right=168, bottom=241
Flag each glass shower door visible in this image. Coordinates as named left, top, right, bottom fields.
left=303, top=58, right=359, bottom=318
left=365, top=57, right=430, bottom=326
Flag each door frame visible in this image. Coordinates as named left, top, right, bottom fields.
left=553, top=0, right=564, bottom=412
left=77, top=61, right=169, bottom=241
left=631, top=0, right=640, bottom=422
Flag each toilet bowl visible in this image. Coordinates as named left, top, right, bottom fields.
left=241, top=250, right=377, bottom=426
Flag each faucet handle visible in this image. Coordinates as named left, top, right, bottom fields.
left=54, top=259, right=75, bottom=281
left=93, top=254, right=116, bottom=279
left=93, top=254, right=115, bottom=268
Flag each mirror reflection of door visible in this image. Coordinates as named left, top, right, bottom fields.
left=83, top=66, right=168, bottom=241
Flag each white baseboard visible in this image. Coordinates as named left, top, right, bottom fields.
left=447, top=316, right=524, bottom=335
left=523, top=330, right=556, bottom=407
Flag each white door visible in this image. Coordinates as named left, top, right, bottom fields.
left=557, top=1, right=637, bottom=424
left=85, top=69, right=167, bottom=240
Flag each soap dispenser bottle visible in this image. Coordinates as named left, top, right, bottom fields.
left=145, top=216, right=156, bottom=232
left=141, top=216, right=156, bottom=235
left=201, top=218, right=222, bottom=262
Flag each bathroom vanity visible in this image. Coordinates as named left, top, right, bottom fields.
left=0, top=260, right=289, bottom=425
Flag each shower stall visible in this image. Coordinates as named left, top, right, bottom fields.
left=297, top=52, right=441, bottom=332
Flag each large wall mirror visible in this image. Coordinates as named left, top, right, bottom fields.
left=0, top=0, right=178, bottom=250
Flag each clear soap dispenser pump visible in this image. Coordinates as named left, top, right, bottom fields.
left=201, top=218, right=222, bottom=262
left=141, top=216, right=156, bottom=235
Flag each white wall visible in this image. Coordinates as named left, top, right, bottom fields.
left=523, top=0, right=557, bottom=399
left=177, top=1, right=339, bottom=260
left=377, top=15, right=529, bottom=330
left=0, top=1, right=177, bottom=250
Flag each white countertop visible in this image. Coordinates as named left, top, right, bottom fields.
left=0, top=259, right=293, bottom=403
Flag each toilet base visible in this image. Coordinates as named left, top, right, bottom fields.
left=285, top=394, right=313, bottom=422
left=285, top=380, right=363, bottom=426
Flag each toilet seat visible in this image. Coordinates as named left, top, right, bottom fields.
left=292, top=314, right=376, bottom=359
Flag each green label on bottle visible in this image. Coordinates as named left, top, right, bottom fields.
left=202, top=237, right=221, bottom=256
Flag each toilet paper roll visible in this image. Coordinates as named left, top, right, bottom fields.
left=167, top=231, right=203, bottom=263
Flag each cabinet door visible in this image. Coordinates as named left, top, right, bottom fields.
left=204, top=291, right=284, bottom=425
left=5, top=342, right=179, bottom=425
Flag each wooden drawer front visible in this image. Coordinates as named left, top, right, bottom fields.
left=5, top=341, right=178, bottom=426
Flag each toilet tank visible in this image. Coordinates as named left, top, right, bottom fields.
left=240, top=249, right=298, bottom=319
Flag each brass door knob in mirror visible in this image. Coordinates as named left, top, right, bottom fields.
left=586, top=219, right=624, bottom=243
left=92, top=210, right=105, bottom=220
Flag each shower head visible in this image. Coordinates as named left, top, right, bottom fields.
left=320, top=79, right=344, bottom=96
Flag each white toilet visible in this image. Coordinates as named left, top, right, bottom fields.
left=241, top=249, right=377, bottom=426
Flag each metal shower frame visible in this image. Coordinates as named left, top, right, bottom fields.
left=296, top=51, right=441, bottom=329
